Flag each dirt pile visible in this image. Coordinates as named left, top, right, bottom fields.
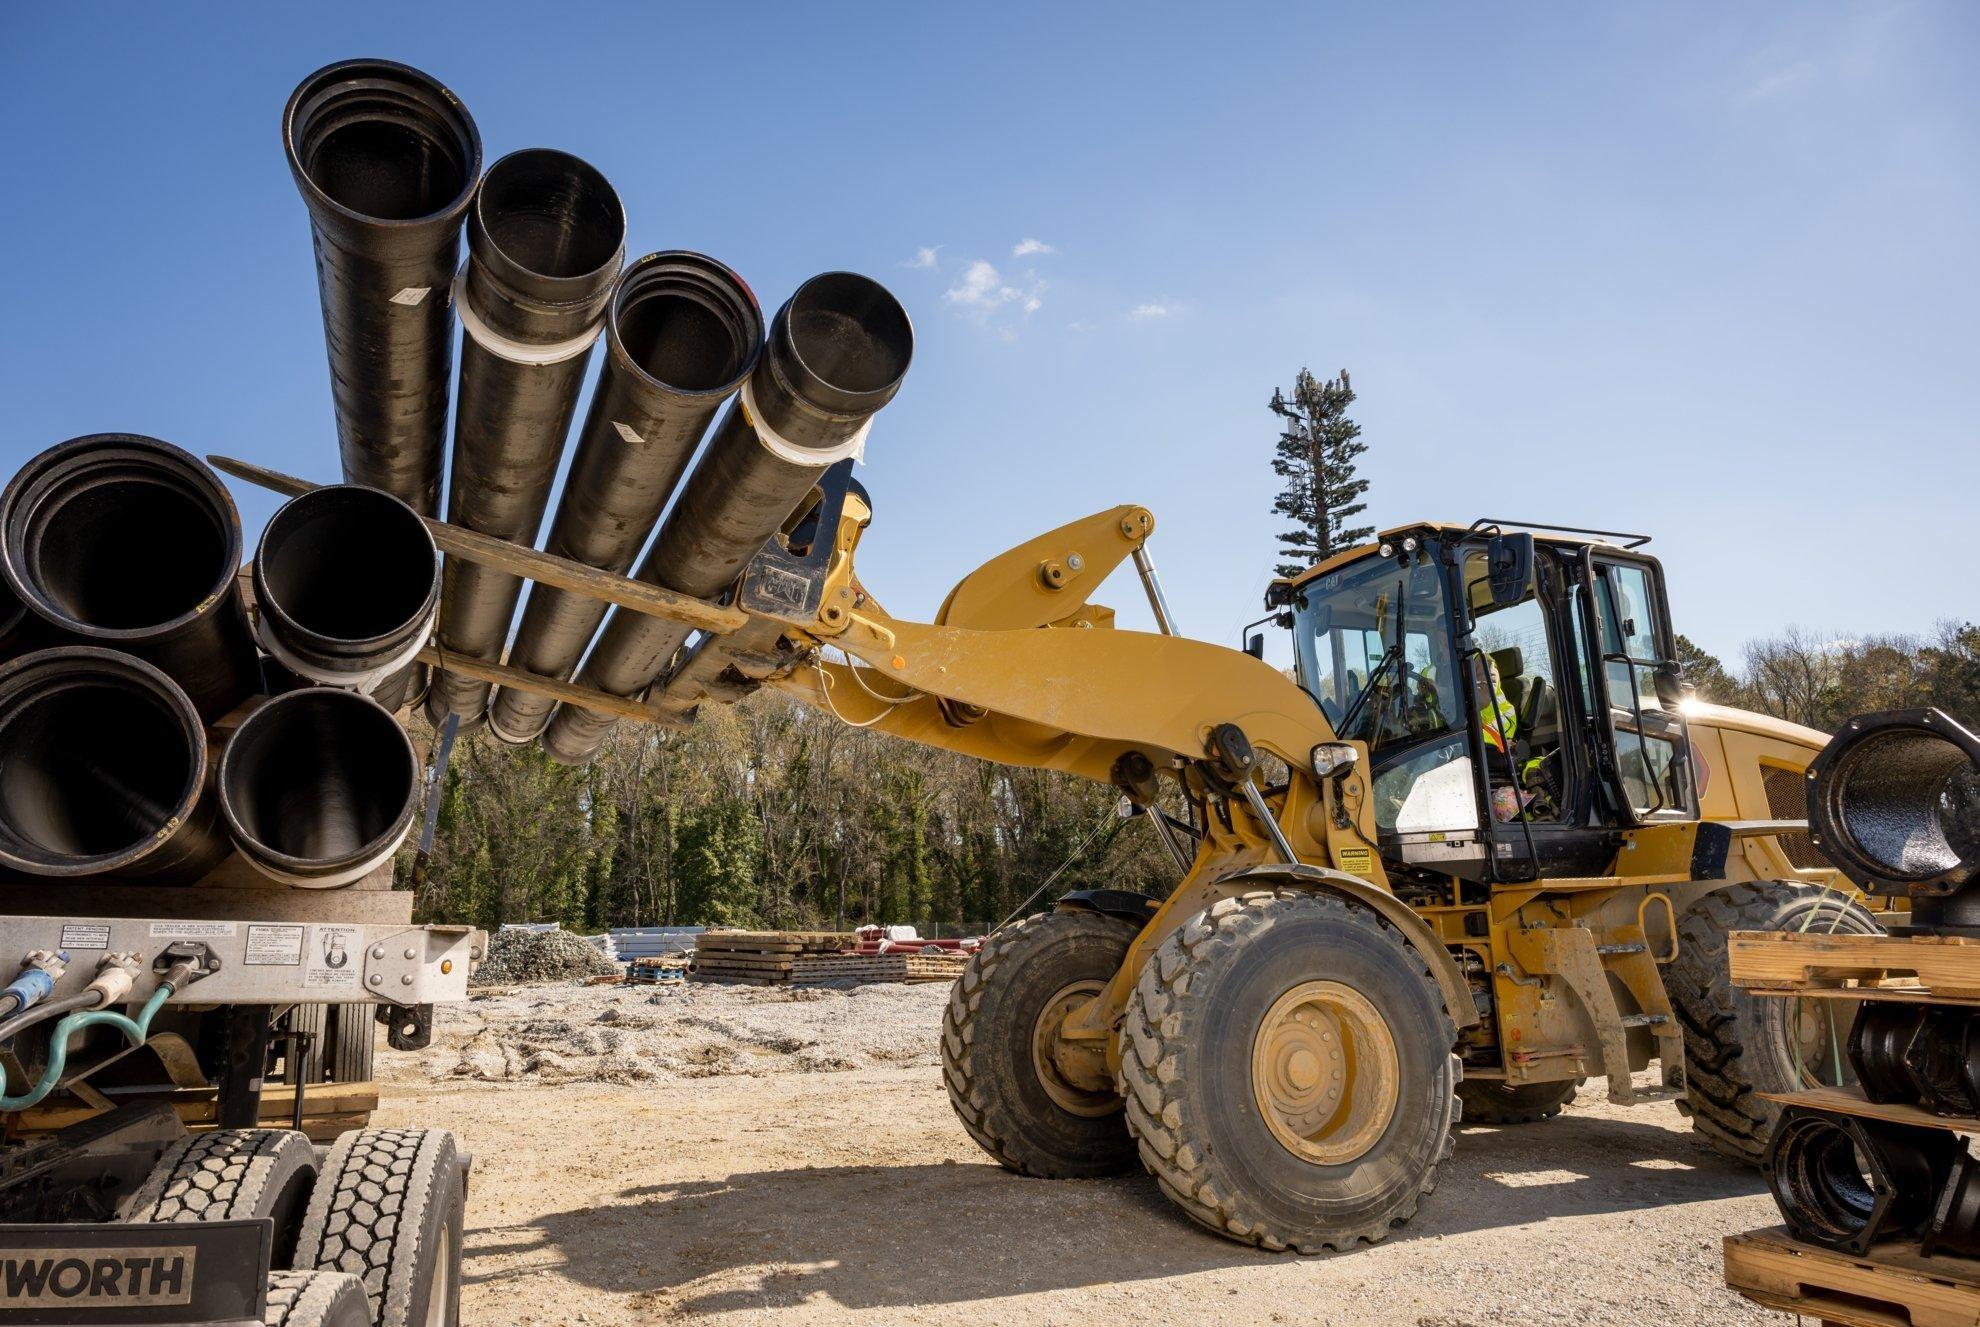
left=417, top=981, right=947, bottom=1085
left=471, top=928, right=620, bottom=986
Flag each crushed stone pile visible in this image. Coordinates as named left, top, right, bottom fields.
left=403, top=980, right=948, bottom=1086
left=471, top=928, right=621, bottom=986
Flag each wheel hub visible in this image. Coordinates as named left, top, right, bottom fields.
left=1032, top=979, right=1118, bottom=1117
left=1251, top=980, right=1401, bottom=1165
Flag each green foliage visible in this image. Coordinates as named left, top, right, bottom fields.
left=1269, top=368, right=1373, bottom=577
left=1675, top=634, right=1741, bottom=704
left=404, top=691, right=1176, bottom=933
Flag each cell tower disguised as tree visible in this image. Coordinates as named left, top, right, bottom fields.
left=1268, top=368, right=1373, bottom=577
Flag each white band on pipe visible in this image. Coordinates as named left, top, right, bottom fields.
left=254, top=606, right=437, bottom=697
left=738, top=378, right=870, bottom=468
left=234, top=823, right=414, bottom=889
left=452, top=266, right=604, bottom=366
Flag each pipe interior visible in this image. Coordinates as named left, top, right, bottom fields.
left=787, top=273, right=914, bottom=395
left=1772, top=1117, right=1878, bottom=1242
left=26, top=466, right=229, bottom=630
left=0, top=674, right=197, bottom=862
left=1830, top=729, right=1980, bottom=880
left=261, top=490, right=435, bottom=643
left=224, top=695, right=414, bottom=862
left=294, top=76, right=475, bottom=222
left=618, top=289, right=751, bottom=393
left=481, top=151, right=623, bottom=280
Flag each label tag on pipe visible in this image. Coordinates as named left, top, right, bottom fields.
left=739, top=379, right=870, bottom=467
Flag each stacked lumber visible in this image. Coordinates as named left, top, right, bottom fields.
left=791, top=952, right=969, bottom=986
left=690, top=930, right=855, bottom=985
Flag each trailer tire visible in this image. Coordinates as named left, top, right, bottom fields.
left=265, top=1270, right=372, bottom=1327
left=1455, top=1077, right=1582, bottom=1125
left=296, top=1128, right=464, bottom=1327
left=127, top=1129, right=318, bottom=1267
left=1666, top=880, right=1881, bottom=1165
left=327, top=1004, right=375, bottom=1083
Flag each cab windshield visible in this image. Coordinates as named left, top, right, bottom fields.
left=1290, top=547, right=1460, bottom=754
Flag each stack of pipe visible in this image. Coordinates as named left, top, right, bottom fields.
left=0, top=437, right=430, bottom=889
left=540, top=273, right=913, bottom=764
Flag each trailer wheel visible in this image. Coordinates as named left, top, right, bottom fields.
left=1455, top=1077, right=1582, bottom=1125
left=127, top=1129, right=318, bottom=1267
left=941, top=909, right=1141, bottom=1178
left=1665, top=880, right=1881, bottom=1165
left=1120, top=889, right=1460, bottom=1253
left=296, top=1128, right=464, bottom=1327
left=265, top=1270, right=372, bottom=1327
left=327, top=1004, right=376, bottom=1082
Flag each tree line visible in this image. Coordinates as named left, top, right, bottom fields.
left=1679, top=621, right=1979, bottom=733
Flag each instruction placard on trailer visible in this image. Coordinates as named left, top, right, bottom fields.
left=244, top=924, right=306, bottom=967
left=304, top=924, right=362, bottom=989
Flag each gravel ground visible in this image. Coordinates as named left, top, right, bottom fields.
left=377, top=980, right=1791, bottom=1326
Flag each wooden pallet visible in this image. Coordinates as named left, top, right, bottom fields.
left=691, top=931, right=857, bottom=984
left=1730, top=930, right=1980, bottom=1006
left=1725, top=1226, right=1980, bottom=1327
left=1759, top=1084, right=1980, bottom=1138
left=790, top=953, right=969, bottom=985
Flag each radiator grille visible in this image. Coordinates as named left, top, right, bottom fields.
left=1761, top=763, right=1824, bottom=870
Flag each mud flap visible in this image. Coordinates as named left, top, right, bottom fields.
left=0, top=1218, right=268, bottom=1324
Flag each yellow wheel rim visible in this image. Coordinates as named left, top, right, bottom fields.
left=1251, top=980, right=1401, bottom=1165
left=1032, top=979, right=1117, bottom=1117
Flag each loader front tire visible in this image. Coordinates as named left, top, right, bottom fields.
left=1666, top=880, right=1881, bottom=1166
left=1120, top=889, right=1459, bottom=1253
left=941, top=909, right=1140, bottom=1178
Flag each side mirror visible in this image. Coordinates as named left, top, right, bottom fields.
left=1653, top=660, right=1687, bottom=708
left=1486, top=532, right=1534, bottom=608
left=1246, top=633, right=1266, bottom=659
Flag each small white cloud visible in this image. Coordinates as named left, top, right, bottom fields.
left=903, top=245, right=940, bottom=270
left=1740, top=59, right=1817, bottom=103
left=1012, top=238, right=1057, bottom=257
left=1023, top=295, right=1042, bottom=314
left=1129, top=301, right=1179, bottom=320
left=946, top=259, right=1014, bottom=308
left=1066, top=320, right=1096, bottom=333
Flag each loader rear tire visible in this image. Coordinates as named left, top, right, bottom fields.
left=1666, top=880, right=1881, bottom=1166
left=1455, top=1077, right=1581, bottom=1125
left=1119, top=889, right=1459, bottom=1253
left=264, top=1270, right=372, bottom=1327
left=941, top=909, right=1140, bottom=1178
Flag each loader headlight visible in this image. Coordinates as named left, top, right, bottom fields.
left=1311, top=743, right=1360, bottom=779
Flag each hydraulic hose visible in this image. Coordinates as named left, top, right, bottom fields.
left=426, top=148, right=627, bottom=726
left=218, top=687, right=421, bottom=888
left=541, top=272, right=913, bottom=765
left=253, top=485, right=439, bottom=702
left=0, top=435, right=259, bottom=720
left=0, top=647, right=229, bottom=884
left=0, top=983, right=176, bottom=1112
left=283, top=59, right=482, bottom=516
left=485, top=251, right=763, bottom=744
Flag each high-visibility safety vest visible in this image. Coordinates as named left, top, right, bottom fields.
left=1479, top=659, right=1518, bottom=753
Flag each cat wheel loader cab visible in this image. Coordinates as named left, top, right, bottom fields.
left=746, top=492, right=1877, bottom=1251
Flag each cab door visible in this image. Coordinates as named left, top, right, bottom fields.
left=1586, top=555, right=1696, bottom=822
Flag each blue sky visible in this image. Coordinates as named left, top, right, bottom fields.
left=1, top=2, right=1973, bottom=667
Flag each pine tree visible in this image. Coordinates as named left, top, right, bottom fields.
left=1269, top=368, right=1373, bottom=577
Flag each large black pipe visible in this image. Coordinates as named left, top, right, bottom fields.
left=541, top=272, right=913, bottom=765
left=0, top=647, right=228, bottom=884
left=218, top=688, right=420, bottom=888
left=425, top=148, right=627, bottom=727
left=0, top=435, right=259, bottom=720
left=283, top=58, right=482, bottom=516
left=253, top=485, right=439, bottom=695
left=485, top=251, right=764, bottom=744
left=1807, top=708, right=1980, bottom=930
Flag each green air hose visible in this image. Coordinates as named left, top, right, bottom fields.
left=0, top=983, right=176, bottom=1112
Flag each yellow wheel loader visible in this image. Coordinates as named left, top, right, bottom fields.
left=748, top=498, right=1875, bottom=1251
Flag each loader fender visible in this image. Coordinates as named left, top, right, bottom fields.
left=1211, top=864, right=1479, bottom=1029
left=1055, top=889, right=1162, bottom=928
